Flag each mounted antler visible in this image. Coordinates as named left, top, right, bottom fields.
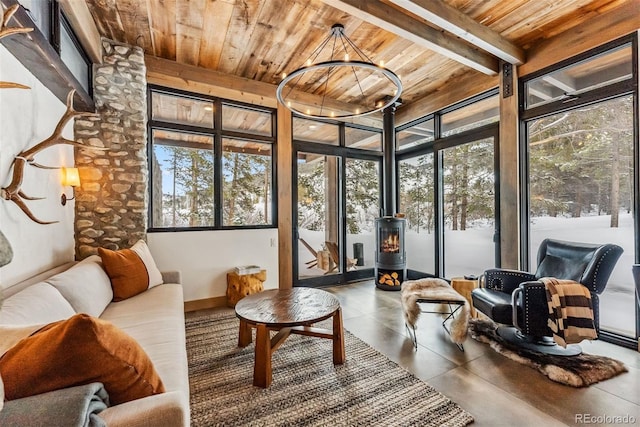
left=0, top=4, right=32, bottom=39
left=0, top=4, right=33, bottom=90
left=1, top=90, right=106, bottom=224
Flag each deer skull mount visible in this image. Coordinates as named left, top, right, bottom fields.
left=1, top=90, right=107, bottom=224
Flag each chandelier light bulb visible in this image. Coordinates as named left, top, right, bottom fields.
left=380, top=60, right=385, bottom=67
left=282, top=72, right=287, bottom=79
left=344, top=53, right=349, bottom=61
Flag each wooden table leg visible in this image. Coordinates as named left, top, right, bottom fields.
left=332, top=307, right=345, bottom=364
left=238, top=319, right=252, bottom=347
left=253, top=323, right=272, bottom=387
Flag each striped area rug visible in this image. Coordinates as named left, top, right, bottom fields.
left=186, top=309, right=473, bottom=427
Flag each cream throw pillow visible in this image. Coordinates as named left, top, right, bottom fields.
left=45, top=255, right=113, bottom=317
left=130, top=240, right=163, bottom=288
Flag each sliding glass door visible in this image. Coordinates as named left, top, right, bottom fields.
left=292, top=117, right=383, bottom=286
left=296, top=152, right=342, bottom=280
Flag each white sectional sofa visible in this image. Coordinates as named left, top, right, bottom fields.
left=0, top=255, right=190, bottom=427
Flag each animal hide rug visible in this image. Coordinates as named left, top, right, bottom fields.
left=401, top=278, right=470, bottom=344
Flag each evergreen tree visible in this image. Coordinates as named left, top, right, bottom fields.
left=222, top=145, right=272, bottom=225
left=297, top=157, right=326, bottom=231
left=162, top=146, right=214, bottom=227
left=345, top=159, right=379, bottom=234
left=399, top=154, right=434, bottom=233
left=528, top=96, right=633, bottom=226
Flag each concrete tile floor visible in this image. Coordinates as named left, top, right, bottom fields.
left=323, top=281, right=640, bottom=427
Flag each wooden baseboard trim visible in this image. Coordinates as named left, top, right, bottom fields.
left=184, top=296, right=228, bottom=312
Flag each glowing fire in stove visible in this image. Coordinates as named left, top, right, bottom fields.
left=381, top=233, right=400, bottom=253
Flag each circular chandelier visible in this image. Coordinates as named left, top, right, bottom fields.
left=276, top=24, right=402, bottom=120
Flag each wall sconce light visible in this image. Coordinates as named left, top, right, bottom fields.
left=60, top=167, right=80, bottom=206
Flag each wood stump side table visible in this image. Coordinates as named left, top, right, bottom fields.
left=226, top=270, right=266, bottom=307
left=451, top=277, right=479, bottom=318
left=234, top=287, right=345, bottom=388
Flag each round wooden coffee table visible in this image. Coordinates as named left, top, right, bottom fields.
left=235, top=287, right=345, bottom=387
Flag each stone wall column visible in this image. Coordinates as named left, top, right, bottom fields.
left=74, top=39, right=147, bottom=259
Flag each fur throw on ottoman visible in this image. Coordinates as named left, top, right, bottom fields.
left=401, top=278, right=470, bottom=344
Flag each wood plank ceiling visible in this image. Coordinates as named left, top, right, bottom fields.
left=85, top=0, right=631, bottom=120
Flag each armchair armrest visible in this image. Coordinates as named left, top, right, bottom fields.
left=483, top=269, right=536, bottom=294
left=161, top=271, right=182, bottom=284
left=513, top=280, right=548, bottom=336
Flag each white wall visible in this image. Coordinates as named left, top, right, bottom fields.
left=0, top=45, right=280, bottom=300
left=148, top=228, right=279, bottom=302
left=0, top=45, right=75, bottom=288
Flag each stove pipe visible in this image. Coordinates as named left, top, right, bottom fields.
left=382, top=101, right=399, bottom=216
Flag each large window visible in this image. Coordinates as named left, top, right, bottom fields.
left=522, top=36, right=637, bottom=344
left=397, top=91, right=500, bottom=278
left=148, top=87, right=276, bottom=229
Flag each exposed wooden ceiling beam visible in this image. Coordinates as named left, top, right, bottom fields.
left=145, top=56, right=383, bottom=128
left=519, top=0, right=639, bottom=77
left=320, top=0, right=498, bottom=75
left=387, top=0, right=525, bottom=65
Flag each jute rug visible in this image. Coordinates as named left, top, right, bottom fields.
left=186, top=310, right=474, bottom=427
left=468, top=318, right=627, bottom=387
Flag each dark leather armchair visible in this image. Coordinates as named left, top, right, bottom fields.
left=471, top=238, right=623, bottom=355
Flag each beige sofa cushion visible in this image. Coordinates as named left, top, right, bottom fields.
left=0, top=283, right=75, bottom=326
left=45, top=255, right=113, bottom=317
left=100, top=283, right=189, bottom=426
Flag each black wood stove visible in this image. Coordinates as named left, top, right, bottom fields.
left=375, top=216, right=406, bottom=290
left=374, top=98, right=406, bottom=291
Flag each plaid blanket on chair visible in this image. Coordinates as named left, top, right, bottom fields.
left=541, top=277, right=597, bottom=347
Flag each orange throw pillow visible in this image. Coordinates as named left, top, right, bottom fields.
left=0, top=313, right=165, bottom=405
left=98, top=247, right=149, bottom=301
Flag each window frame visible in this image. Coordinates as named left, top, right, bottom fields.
left=518, top=33, right=639, bottom=349
left=396, top=89, right=501, bottom=279
left=292, top=117, right=384, bottom=287
left=147, top=85, right=278, bottom=232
